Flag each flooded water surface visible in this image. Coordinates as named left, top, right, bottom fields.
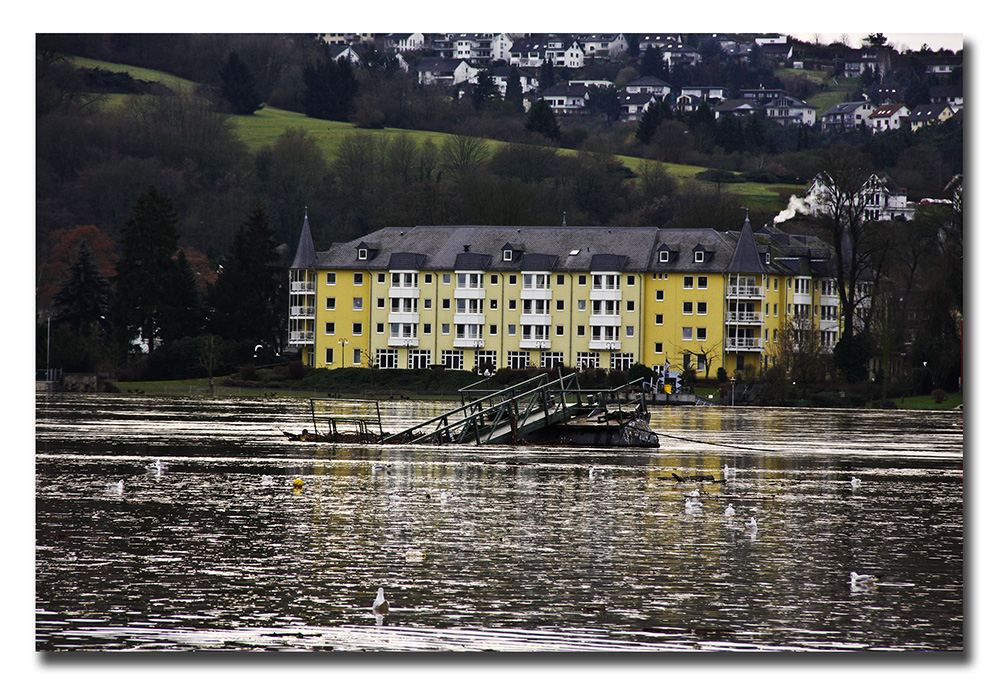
left=35, top=394, right=964, bottom=651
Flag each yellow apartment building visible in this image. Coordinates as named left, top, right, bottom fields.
left=286, top=214, right=842, bottom=378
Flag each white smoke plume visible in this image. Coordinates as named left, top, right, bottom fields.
left=773, top=194, right=811, bottom=224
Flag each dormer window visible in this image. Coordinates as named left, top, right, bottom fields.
left=659, top=250, right=669, bottom=263
left=765, top=252, right=771, bottom=264
left=358, top=248, right=368, bottom=260
left=694, top=250, right=705, bottom=263
left=503, top=249, right=513, bottom=262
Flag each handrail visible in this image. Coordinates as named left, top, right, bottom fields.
left=388, top=373, right=556, bottom=443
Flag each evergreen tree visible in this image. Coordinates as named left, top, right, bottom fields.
left=52, top=238, right=112, bottom=339
left=639, top=46, right=664, bottom=80
left=219, top=51, right=263, bottom=115
left=159, top=249, right=205, bottom=340
left=504, top=66, right=523, bottom=108
left=538, top=59, right=555, bottom=92
left=525, top=99, right=561, bottom=142
left=112, top=186, right=186, bottom=352
left=301, top=56, right=359, bottom=121
left=208, top=203, right=283, bottom=347
left=587, top=84, right=621, bottom=125
left=471, top=65, right=499, bottom=111
left=635, top=100, right=666, bottom=144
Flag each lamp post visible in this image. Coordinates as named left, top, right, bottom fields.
left=338, top=338, right=349, bottom=368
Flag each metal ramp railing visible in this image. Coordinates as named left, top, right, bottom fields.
left=383, top=373, right=651, bottom=446
left=384, top=372, right=588, bottom=445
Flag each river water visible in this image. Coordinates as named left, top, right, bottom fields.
left=35, top=393, right=964, bottom=652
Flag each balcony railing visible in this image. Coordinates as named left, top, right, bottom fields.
left=289, top=305, right=316, bottom=318
left=588, top=340, right=621, bottom=351
left=288, top=330, right=314, bottom=344
left=290, top=281, right=316, bottom=293
left=725, top=337, right=762, bottom=351
left=725, top=311, right=762, bottom=324
left=726, top=285, right=763, bottom=299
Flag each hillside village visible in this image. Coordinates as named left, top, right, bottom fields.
left=34, top=32, right=964, bottom=402
left=321, top=32, right=962, bottom=132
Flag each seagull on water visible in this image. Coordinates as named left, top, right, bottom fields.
left=146, top=459, right=164, bottom=475
left=261, top=475, right=275, bottom=485
left=723, top=503, right=736, bottom=517
left=108, top=479, right=124, bottom=495
left=373, top=587, right=390, bottom=617
left=850, top=572, right=878, bottom=590
left=589, top=466, right=606, bottom=478
left=851, top=477, right=861, bottom=489
left=723, top=464, right=735, bottom=480
left=372, top=463, right=391, bottom=473
left=745, top=516, right=758, bottom=531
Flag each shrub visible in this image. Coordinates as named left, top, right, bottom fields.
left=288, top=360, right=305, bottom=380
left=931, top=389, right=948, bottom=404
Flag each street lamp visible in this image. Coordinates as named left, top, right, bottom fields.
left=338, top=338, right=349, bottom=368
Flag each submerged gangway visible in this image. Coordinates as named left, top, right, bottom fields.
left=383, top=373, right=649, bottom=446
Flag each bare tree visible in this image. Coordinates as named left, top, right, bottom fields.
left=811, top=146, right=877, bottom=344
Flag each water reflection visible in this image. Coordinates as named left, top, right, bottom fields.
left=36, top=394, right=963, bottom=651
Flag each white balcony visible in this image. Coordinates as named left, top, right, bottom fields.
left=289, top=305, right=316, bottom=318
left=589, top=340, right=621, bottom=351
left=388, top=312, right=420, bottom=325
left=726, top=311, right=762, bottom=324
left=519, top=338, right=552, bottom=350
left=388, top=286, right=420, bottom=299
left=454, top=313, right=486, bottom=325
left=455, top=286, right=487, bottom=299
left=290, top=281, right=316, bottom=293
left=288, top=330, right=314, bottom=344
left=454, top=337, right=486, bottom=349
left=520, top=288, right=553, bottom=301
left=726, top=285, right=763, bottom=299
left=588, top=314, right=622, bottom=327
left=589, top=289, right=622, bottom=302
left=388, top=337, right=419, bottom=347
left=519, top=314, right=552, bottom=326
left=725, top=337, right=762, bottom=351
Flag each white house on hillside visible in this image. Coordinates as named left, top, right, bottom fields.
left=869, top=103, right=910, bottom=131
left=808, top=172, right=915, bottom=222
left=577, top=33, right=629, bottom=58
left=765, top=94, right=817, bottom=126
left=819, top=101, right=875, bottom=131
left=625, top=75, right=671, bottom=98
left=412, top=58, right=479, bottom=86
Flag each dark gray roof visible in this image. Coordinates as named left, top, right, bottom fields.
left=628, top=75, right=669, bottom=87
left=821, top=101, right=871, bottom=117
left=454, top=252, right=492, bottom=270
left=521, top=253, right=558, bottom=271
left=726, top=216, right=766, bottom=274
left=388, top=252, right=426, bottom=269
left=314, top=225, right=730, bottom=274
left=590, top=254, right=628, bottom=272
left=307, top=224, right=838, bottom=279
left=290, top=212, right=317, bottom=269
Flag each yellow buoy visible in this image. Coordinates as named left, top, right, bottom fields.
left=292, top=478, right=304, bottom=489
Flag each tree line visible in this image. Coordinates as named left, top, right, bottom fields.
left=40, top=188, right=286, bottom=382
left=35, top=35, right=963, bottom=393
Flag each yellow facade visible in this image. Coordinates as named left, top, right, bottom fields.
left=287, top=221, right=841, bottom=379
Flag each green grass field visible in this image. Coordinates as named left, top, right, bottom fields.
left=66, top=55, right=804, bottom=208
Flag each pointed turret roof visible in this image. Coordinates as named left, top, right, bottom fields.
left=726, top=213, right=766, bottom=274
left=290, top=209, right=317, bottom=269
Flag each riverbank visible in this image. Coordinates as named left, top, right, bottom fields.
left=102, top=378, right=963, bottom=410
